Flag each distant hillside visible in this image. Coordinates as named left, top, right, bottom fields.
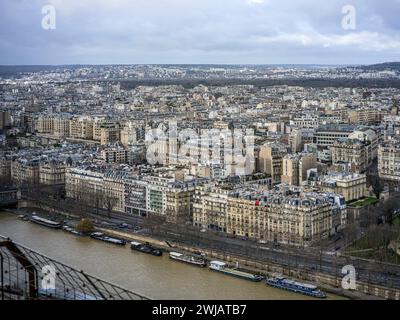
left=360, top=62, right=400, bottom=71
left=0, top=65, right=88, bottom=77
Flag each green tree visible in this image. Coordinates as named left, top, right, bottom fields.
left=76, top=218, right=94, bottom=234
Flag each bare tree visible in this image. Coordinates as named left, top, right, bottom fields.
left=93, top=190, right=103, bottom=215
left=343, top=221, right=358, bottom=247
left=102, top=192, right=118, bottom=218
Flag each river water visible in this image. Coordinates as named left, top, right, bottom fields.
left=0, top=212, right=345, bottom=300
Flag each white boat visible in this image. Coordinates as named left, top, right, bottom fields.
left=30, top=215, right=62, bottom=229
left=209, top=260, right=263, bottom=281
left=169, top=252, right=207, bottom=267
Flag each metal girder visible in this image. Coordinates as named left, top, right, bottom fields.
left=0, top=239, right=38, bottom=299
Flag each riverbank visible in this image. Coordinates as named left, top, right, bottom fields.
left=0, top=211, right=344, bottom=300
left=97, top=227, right=381, bottom=300
left=4, top=205, right=394, bottom=300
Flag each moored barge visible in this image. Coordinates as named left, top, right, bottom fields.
left=90, top=232, right=126, bottom=245
left=208, top=260, right=263, bottom=281
left=30, top=215, right=62, bottom=229
left=265, top=275, right=326, bottom=298
left=130, top=241, right=162, bottom=256
left=169, top=251, right=207, bottom=267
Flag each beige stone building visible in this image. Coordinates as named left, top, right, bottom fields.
left=192, top=184, right=229, bottom=232
left=53, top=117, right=70, bottom=138
left=103, top=172, right=128, bottom=213
left=65, top=167, right=128, bottom=213
left=120, top=123, right=138, bottom=148
left=281, top=155, right=300, bottom=186
left=319, top=172, right=366, bottom=202
left=348, top=108, right=388, bottom=125
left=11, top=159, right=40, bottom=186
left=165, top=185, right=192, bottom=223
left=331, top=139, right=367, bottom=173
left=281, top=153, right=317, bottom=186
left=39, top=162, right=67, bottom=185
left=35, top=116, right=54, bottom=134
left=258, top=142, right=287, bottom=185
left=65, top=167, right=104, bottom=201
left=92, top=119, right=103, bottom=141
left=349, top=128, right=379, bottom=161
left=193, top=182, right=345, bottom=246
left=69, top=117, right=94, bottom=140
left=378, top=142, right=400, bottom=182
left=100, top=123, right=121, bottom=145
left=225, top=187, right=345, bottom=246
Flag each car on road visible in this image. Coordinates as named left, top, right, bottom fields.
left=118, top=222, right=128, bottom=228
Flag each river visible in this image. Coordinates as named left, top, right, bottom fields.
left=0, top=212, right=345, bottom=300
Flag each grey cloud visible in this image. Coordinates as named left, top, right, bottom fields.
left=0, top=0, right=399, bottom=64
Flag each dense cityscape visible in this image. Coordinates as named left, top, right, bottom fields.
left=1, top=63, right=400, bottom=301
left=1, top=0, right=400, bottom=309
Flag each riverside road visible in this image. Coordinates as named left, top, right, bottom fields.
left=18, top=197, right=400, bottom=292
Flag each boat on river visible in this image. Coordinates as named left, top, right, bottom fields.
left=169, top=251, right=207, bottom=267
left=265, top=275, right=326, bottom=298
left=130, top=241, right=162, bottom=256
left=62, top=225, right=84, bottom=236
left=90, top=232, right=126, bottom=245
left=208, top=260, right=263, bottom=282
left=30, top=215, right=62, bottom=229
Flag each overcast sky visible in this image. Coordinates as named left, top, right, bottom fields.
left=0, top=0, right=399, bottom=65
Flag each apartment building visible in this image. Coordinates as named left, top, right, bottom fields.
left=290, top=114, right=320, bottom=128
left=348, top=108, right=388, bottom=125
left=39, top=161, right=67, bottom=185
left=348, top=128, right=379, bottom=162
left=313, top=125, right=356, bottom=147
left=165, top=181, right=193, bottom=223
left=0, top=155, right=11, bottom=182
left=11, top=158, right=40, bottom=186
left=319, top=172, right=367, bottom=202
left=258, top=142, right=288, bottom=185
left=383, top=115, right=400, bottom=142
left=120, top=123, right=138, bottom=148
left=53, top=117, right=70, bottom=138
left=144, top=173, right=203, bottom=222
left=331, top=139, right=368, bottom=173
left=92, top=119, right=103, bottom=141
left=103, top=171, right=128, bottom=213
left=378, top=142, right=400, bottom=182
left=124, top=176, right=147, bottom=216
left=144, top=175, right=175, bottom=215
left=100, top=145, right=128, bottom=164
left=289, top=128, right=303, bottom=153
left=226, top=186, right=346, bottom=246
left=192, top=184, right=229, bottom=232
left=35, top=115, right=54, bottom=134
left=0, top=111, right=11, bottom=131
left=65, top=167, right=104, bottom=201
left=281, top=153, right=317, bottom=186
left=69, top=117, right=94, bottom=140
left=100, top=122, right=121, bottom=145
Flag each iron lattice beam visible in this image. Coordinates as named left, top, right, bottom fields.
left=0, top=235, right=150, bottom=300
